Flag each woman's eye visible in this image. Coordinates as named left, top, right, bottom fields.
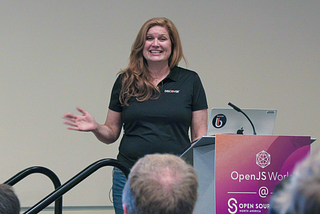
left=146, top=37, right=153, bottom=40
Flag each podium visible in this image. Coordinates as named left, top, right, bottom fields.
left=181, top=136, right=216, bottom=213
left=181, top=135, right=315, bottom=214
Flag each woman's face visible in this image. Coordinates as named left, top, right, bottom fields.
left=143, top=25, right=172, bottom=65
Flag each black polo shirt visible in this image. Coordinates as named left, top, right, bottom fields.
left=109, top=66, right=208, bottom=169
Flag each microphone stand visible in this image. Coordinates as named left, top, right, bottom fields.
left=228, top=102, right=257, bottom=135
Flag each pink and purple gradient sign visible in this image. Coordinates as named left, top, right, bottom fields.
left=215, top=135, right=310, bottom=214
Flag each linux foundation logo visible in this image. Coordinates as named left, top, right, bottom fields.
left=212, top=114, right=227, bottom=128
left=256, top=150, right=271, bottom=168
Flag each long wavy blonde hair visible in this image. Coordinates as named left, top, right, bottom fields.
left=119, top=17, right=186, bottom=106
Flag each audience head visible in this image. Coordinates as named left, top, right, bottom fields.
left=270, top=148, right=320, bottom=214
left=0, top=184, right=20, bottom=214
left=122, top=153, right=198, bottom=214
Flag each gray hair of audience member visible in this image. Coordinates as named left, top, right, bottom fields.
left=0, top=184, right=20, bottom=214
left=271, top=148, right=320, bottom=214
left=122, top=153, right=198, bottom=214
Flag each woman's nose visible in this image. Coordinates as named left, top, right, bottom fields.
left=152, top=39, right=159, bottom=46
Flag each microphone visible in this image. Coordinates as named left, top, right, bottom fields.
left=228, top=102, right=257, bottom=135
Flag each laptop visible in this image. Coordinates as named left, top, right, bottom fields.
left=207, top=108, right=277, bottom=136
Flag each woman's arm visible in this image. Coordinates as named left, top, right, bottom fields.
left=191, top=109, right=208, bottom=142
left=63, top=107, right=122, bottom=144
left=93, top=109, right=122, bottom=144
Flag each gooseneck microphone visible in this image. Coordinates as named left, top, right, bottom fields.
left=228, top=102, right=257, bottom=135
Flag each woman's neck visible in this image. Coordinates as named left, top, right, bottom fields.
left=148, top=60, right=169, bottom=72
left=148, top=63, right=170, bottom=86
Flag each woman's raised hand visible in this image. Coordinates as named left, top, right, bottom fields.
left=63, top=107, right=98, bottom=131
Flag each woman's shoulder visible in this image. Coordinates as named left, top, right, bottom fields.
left=174, top=66, right=196, bottom=72
left=111, top=73, right=125, bottom=89
left=172, top=66, right=200, bottom=78
left=114, top=72, right=125, bottom=82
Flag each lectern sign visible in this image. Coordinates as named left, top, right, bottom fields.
left=215, top=135, right=310, bottom=214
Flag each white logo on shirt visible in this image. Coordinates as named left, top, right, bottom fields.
left=164, top=90, right=180, bottom=94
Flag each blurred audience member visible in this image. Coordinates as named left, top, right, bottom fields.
left=122, top=153, right=198, bottom=214
left=270, top=148, right=320, bottom=214
left=0, top=184, right=20, bottom=214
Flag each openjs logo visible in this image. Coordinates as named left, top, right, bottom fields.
left=256, top=150, right=271, bottom=168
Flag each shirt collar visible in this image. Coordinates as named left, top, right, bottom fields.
left=166, top=66, right=179, bottom=82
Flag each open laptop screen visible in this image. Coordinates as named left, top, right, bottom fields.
left=207, top=108, right=277, bottom=136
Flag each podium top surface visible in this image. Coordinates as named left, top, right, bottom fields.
left=191, top=135, right=316, bottom=148
left=193, top=136, right=216, bottom=147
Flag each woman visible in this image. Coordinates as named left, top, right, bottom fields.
left=63, top=17, right=208, bottom=213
